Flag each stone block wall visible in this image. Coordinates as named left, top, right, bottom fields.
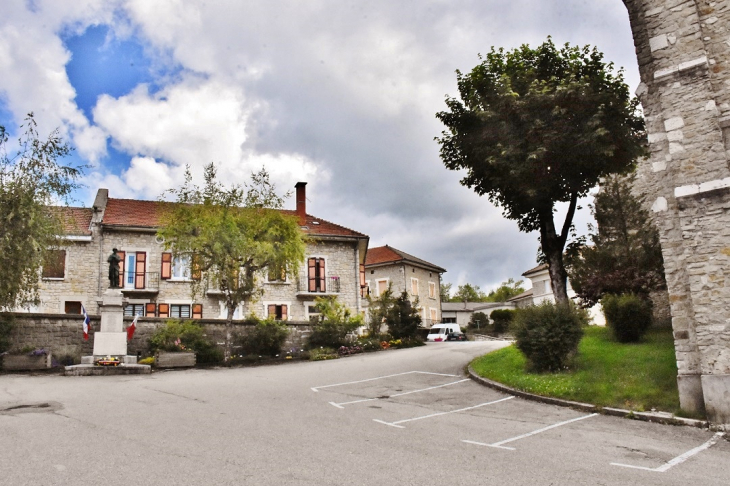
left=623, top=0, right=730, bottom=422
left=1, top=313, right=315, bottom=363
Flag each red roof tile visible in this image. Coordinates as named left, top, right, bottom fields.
left=101, top=198, right=367, bottom=239
left=365, top=245, right=446, bottom=273
left=50, top=207, right=93, bottom=236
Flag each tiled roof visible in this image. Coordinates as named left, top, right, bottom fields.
left=49, top=207, right=93, bottom=236
left=522, top=263, right=548, bottom=276
left=365, top=245, right=446, bottom=273
left=102, top=198, right=367, bottom=239
left=507, top=288, right=534, bottom=302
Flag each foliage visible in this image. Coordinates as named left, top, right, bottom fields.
left=148, top=320, right=222, bottom=363
left=236, top=317, right=290, bottom=357
left=306, top=297, right=363, bottom=349
left=468, top=311, right=489, bottom=330
left=452, top=283, right=488, bottom=302
left=0, top=114, right=83, bottom=310
left=485, top=278, right=525, bottom=302
left=602, top=293, right=653, bottom=343
left=513, top=302, right=586, bottom=372
left=567, top=173, right=666, bottom=307
left=0, top=314, right=15, bottom=355
left=440, top=283, right=452, bottom=302
left=471, top=326, right=681, bottom=414
left=490, top=309, right=516, bottom=334
left=437, top=38, right=646, bottom=303
left=365, top=283, right=396, bottom=337
left=308, top=347, right=339, bottom=361
left=158, top=163, right=306, bottom=361
left=386, top=291, right=422, bottom=339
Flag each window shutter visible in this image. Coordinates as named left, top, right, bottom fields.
left=117, top=251, right=126, bottom=287
left=268, top=304, right=276, bottom=318
left=135, top=252, right=146, bottom=289
left=192, top=304, right=203, bottom=319
left=145, top=303, right=157, bottom=317
left=360, top=263, right=365, bottom=288
left=308, top=258, right=316, bottom=292
left=161, top=252, right=172, bottom=279
left=281, top=305, right=288, bottom=321
left=158, top=303, right=170, bottom=318
left=318, top=258, right=326, bottom=292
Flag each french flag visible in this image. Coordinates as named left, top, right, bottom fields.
left=127, top=315, right=138, bottom=341
left=82, top=305, right=90, bottom=341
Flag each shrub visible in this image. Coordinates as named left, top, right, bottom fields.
left=308, top=347, right=339, bottom=361
left=307, top=297, right=363, bottom=349
left=602, top=293, right=652, bottom=343
left=237, top=317, right=289, bottom=357
left=0, top=314, right=15, bottom=355
left=148, top=320, right=223, bottom=364
left=513, top=302, right=586, bottom=372
left=490, top=309, right=516, bottom=334
left=468, top=312, right=489, bottom=331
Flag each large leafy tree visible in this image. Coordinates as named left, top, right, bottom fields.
left=485, top=278, right=525, bottom=302
left=567, top=172, right=665, bottom=307
left=0, top=114, right=82, bottom=310
left=437, top=39, right=646, bottom=303
left=158, top=163, right=306, bottom=361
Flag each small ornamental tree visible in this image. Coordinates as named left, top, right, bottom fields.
left=307, top=296, right=363, bottom=349
left=601, top=293, right=652, bottom=343
left=366, top=283, right=396, bottom=337
left=158, top=164, right=306, bottom=361
left=386, top=291, right=422, bottom=339
left=0, top=114, right=83, bottom=310
left=468, top=311, right=489, bottom=330
left=490, top=309, right=516, bottom=334
left=568, top=172, right=666, bottom=307
left=437, top=38, right=646, bottom=304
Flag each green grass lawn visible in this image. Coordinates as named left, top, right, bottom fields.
left=471, top=326, right=683, bottom=414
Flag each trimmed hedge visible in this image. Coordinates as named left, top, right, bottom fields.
left=513, top=302, right=586, bottom=372
left=602, top=293, right=652, bottom=343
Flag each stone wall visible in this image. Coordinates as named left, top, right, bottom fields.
left=1, top=313, right=314, bottom=363
left=364, top=263, right=443, bottom=325
left=623, top=0, right=730, bottom=423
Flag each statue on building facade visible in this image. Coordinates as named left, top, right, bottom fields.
left=108, top=248, right=122, bottom=288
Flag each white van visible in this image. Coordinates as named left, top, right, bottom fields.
left=426, top=324, right=462, bottom=342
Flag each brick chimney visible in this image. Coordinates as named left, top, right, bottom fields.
left=295, top=182, right=307, bottom=226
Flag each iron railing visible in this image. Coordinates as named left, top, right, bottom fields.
left=296, top=275, right=341, bottom=294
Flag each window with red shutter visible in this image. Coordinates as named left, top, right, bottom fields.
left=146, top=303, right=157, bottom=317
left=158, top=303, right=170, bottom=318
left=192, top=304, right=203, bottom=319
left=135, top=252, right=146, bottom=289
left=117, top=250, right=126, bottom=288
left=308, top=257, right=326, bottom=292
left=161, top=252, right=172, bottom=279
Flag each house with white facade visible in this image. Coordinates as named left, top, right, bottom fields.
left=508, top=263, right=605, bottom=325
left=33, top=183, right=369, bottom=321
left=363, top=245, right=446, bottom=326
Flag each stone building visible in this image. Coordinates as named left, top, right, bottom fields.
left=31, top=183, right=369, bottom=322
left=363, top=245, right=446, bottom=326
left=622, top=0, right=730, bottom=423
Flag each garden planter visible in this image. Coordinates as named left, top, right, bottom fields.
left=155, top=352, right=196, bottom=368
left=3, top=353, right=53, bottom=371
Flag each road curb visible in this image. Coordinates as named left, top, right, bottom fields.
left=467, top=366, right=709, bottom=429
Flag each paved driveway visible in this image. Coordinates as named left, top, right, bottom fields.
left=1, top=342, right=727, bottom=485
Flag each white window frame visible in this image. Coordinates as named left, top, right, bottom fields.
left=411, top=278, right=419, bottom=296
left=218, top=301, right=242, bottom=319
left=375, top=278, right=389, bottom=296
left=170, top=254, right=191, bottom=281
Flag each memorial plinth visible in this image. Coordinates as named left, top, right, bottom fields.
left=65, top=288, right=150, bottom=375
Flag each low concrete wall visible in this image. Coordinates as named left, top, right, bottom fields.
left=0, top=313, right=314, bottom=363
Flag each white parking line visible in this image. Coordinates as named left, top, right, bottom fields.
left=329, top=379, right=471, bottom=408
left=311, top=370, right=458, bottom=392
left=611, top=432, right=725, bottom=472
left=463, top=413, right=599, bottom=450
left=374, top=396, right=515, bottom=428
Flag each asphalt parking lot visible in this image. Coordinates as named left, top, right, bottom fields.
left=1, top=341, right=728, bottom=485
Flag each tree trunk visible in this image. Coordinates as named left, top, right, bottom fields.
left=224, top=304, right=234, bottom=362
left=539, top=196, right=577, bottom=305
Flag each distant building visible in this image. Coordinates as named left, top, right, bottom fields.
left=363, top=245, right=446, bottom=326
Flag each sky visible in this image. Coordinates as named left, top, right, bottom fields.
left=0, top=0, right=639, bottom=295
